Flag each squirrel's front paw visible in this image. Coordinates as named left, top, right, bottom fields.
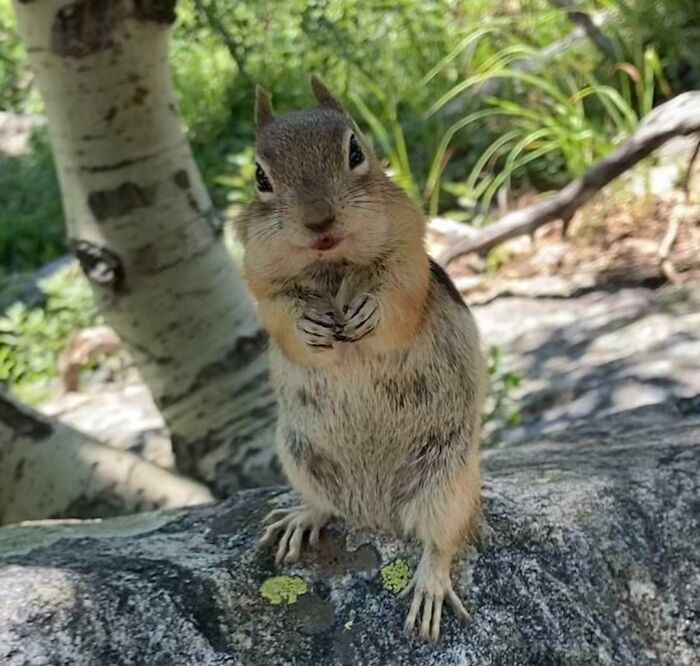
left=297, top=305, right=338, bottom=352
left=337, top=293, right=380, bottom=343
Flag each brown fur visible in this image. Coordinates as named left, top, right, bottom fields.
left=238, top=79, right=487, bottom=641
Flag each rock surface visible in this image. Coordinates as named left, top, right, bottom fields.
left=1, top=397, right=698, bottom=665
left=474, top=283, right=700, bottom=444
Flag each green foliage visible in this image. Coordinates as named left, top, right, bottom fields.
left=0, top=264, right=100, bottom=404
left=2, top=0, right=698, bottom=271
left=169, top=0, right=575, bottom=210
left=482, top=345, right=522, bottom=445
left=0, top=131, right=65, bottom=271
left=424, top=36, right=670, bottom=217
left=172, top=10, right=237, bottom=146
left=601, top=0, right=700, bottom=92
left=0, top=0, right=33, bottom=112
left=213, top=145, right=257, bottom=210
left=174, top=0, right=695, bottom=220
left=0, top=3, right=64, bottom=272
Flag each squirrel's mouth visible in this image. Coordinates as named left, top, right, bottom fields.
left=311, top=235, right=342, bottom=252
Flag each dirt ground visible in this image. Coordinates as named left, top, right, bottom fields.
left=429, top=143, right=700, bottom=301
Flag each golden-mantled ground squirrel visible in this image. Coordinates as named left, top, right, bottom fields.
left=236, top=77, right=487, bottom=641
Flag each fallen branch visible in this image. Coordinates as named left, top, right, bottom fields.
left=439, top=91, right=700, bottom=265
left=0, top=392, right=213, bottom=525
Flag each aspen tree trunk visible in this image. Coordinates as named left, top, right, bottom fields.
left=11, top=0, right=278, bottom=495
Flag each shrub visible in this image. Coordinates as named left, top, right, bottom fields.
left=0, top=263, right=100, bottom=404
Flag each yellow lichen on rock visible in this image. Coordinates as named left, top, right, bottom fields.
left=379, top=559, right=411, bottom=594
left=259, top=575, right=309, bottom=605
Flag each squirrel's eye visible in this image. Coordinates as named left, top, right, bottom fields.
left=348, top=133, right=364, bottom=169
left=255, top=163, right=273, bottom=193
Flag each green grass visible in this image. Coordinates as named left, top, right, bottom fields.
left=601, top=0, right=700, bottom=92
left=423, top=44, right=668, bottom=218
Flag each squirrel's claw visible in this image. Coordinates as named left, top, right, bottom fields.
left=260, top=504, right=331, bottom=563
left=402, top=560, right=469, bottom=641
left=297, top=305, right=337, bottom=351
left=336, top=292, right=379, bottom=343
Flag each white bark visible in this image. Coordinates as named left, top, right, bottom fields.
left=11, top=0, right=278, bottom=494
left=0, top=392, right=212, bottom=526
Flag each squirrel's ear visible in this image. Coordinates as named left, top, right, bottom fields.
left=311, top=75, right=343, bottom=113
left=255, top=85, right=274, bottom=130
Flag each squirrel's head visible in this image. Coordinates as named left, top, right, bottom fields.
left=236, top=77, right=423, bottom=283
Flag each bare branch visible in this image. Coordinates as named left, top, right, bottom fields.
left=439, top=92, right=700, bottom=265
left=548, top=0, right=616, bottom=61
left=193, top=0, right=251, bottom=84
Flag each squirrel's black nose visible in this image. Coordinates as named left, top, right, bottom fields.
left=305, top=215, right=336, bottom=233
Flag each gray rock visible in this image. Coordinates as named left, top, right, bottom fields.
left=474, top=283, right=700, bottom=444
left=1, top=396, right=698, bottom=665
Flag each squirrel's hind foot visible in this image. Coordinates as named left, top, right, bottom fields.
left=400, top=548, right=469, bottom=641
left=261, top=504, right=331, bottom=564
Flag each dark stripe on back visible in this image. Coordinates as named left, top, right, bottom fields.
left=429, top=258, right=466, bottom=308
